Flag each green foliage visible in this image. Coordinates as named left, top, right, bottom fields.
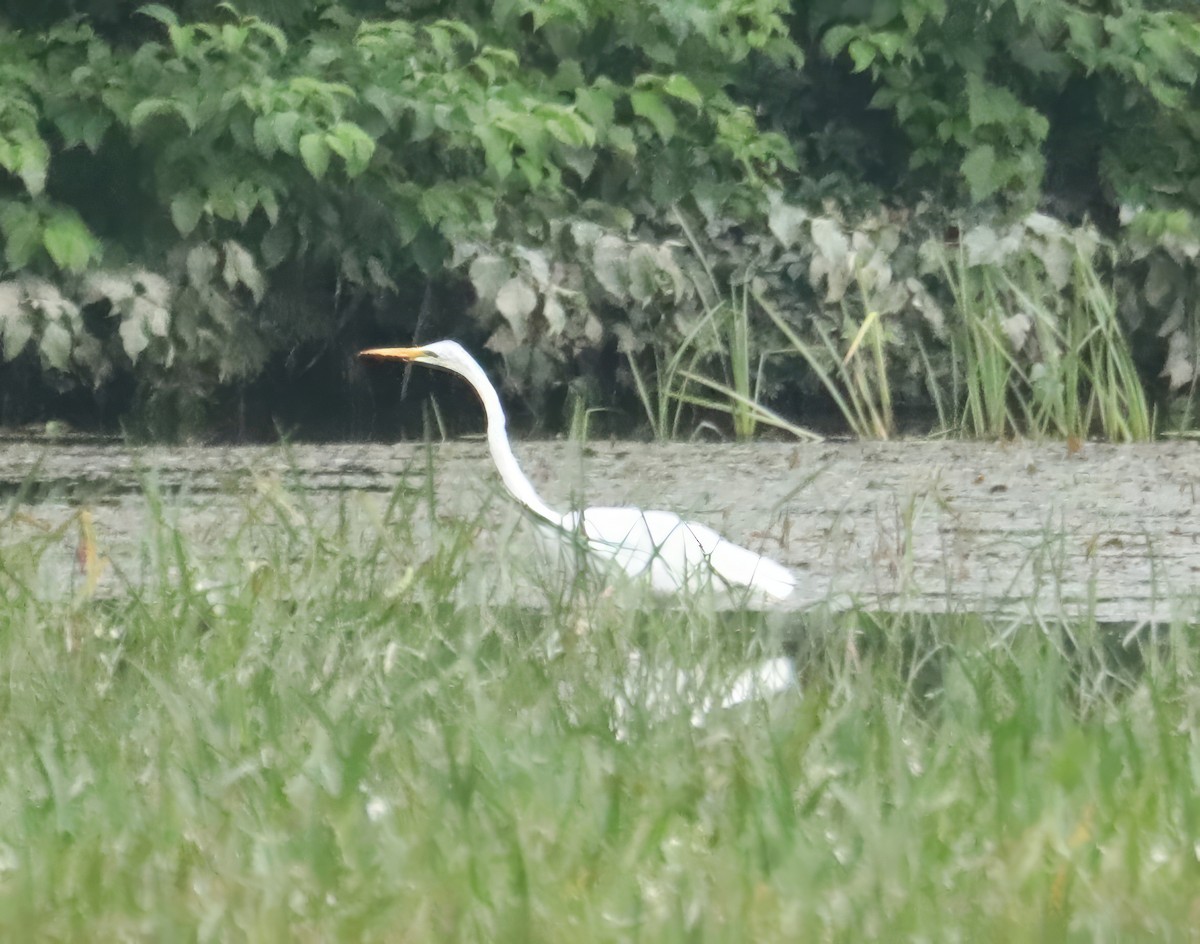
left=1, top=479, right=1200, bottom=936
left=932, top=216, right=1153, bottom=441
left=0, top=1, right=800, bottom=429
left=810, top=0, right=1200, bottom=212
left=1, top=0, right=1200, bottom=437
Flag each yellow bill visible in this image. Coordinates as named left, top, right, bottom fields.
left=358, top=346, right=428, bottom=361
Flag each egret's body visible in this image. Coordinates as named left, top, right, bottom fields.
left=361, top=341, right=796, bottom=602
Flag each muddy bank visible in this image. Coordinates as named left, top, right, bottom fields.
left=1, top=439, right=1198, bottom=621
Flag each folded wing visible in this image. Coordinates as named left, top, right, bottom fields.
left=560, top=506, right=795, bottom=601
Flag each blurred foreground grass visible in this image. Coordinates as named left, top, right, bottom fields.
left=0, top=479, right=1198, bottom=942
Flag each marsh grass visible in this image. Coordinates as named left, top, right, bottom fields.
left=0, top=483, right=1198, bottom=941
left=673, top=284, right=820, bottom=443
left=937, top=238, right=1153, bottom=442
left=754, top=287, right=896, bottom=440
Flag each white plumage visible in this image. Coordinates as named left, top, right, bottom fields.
left=361, top=340, right=796, bottom=602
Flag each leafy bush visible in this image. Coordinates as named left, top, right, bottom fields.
left=0, top=1, right=799, bottom=431
left=1, top=0, right=1199, bottom=437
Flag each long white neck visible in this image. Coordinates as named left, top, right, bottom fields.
left=458, top=357, right=560, bottom=523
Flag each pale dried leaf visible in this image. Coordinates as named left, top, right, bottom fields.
left=72, top=332, right=110, bottom=381
left=0, top=281, right=19, bottom=319
left=134, top=269, right=172, bottom=306
left=515, top=247, right=551, bottom=288
left=485, top=324, right=518, bottom=356
left=584, top=313, right=603, bottom=345
left=223, top=241, right=265, bottom=302
left=543, top=293, right=566, bottom=335
left=468, top=254, right=510, bottom=303
left=119, top=314, right=150, bottom=362
left=24, top=279, right=78, bottom=322
left=367, top=257, right=397, bottom=292
left=810, top=217, right=849, bottom=265
left=495, top=277, right=537, bottom=338
left=907, top=278, right=945, bottom=335
left=810, top=252, right=848, bottom=303
left=1143, top=256, right=1176, bottom=309
left=1001, top=312, right=1032, bottom=351
left=40, top=320, right=72, bottom=370
left=627, top=245, right=659, bottom=303
left=187, top=244, right=220, bottom=286
left=1037, top=236, right=1072, bottom=291
left=767, top=193, right=808, bottom=247
left=653, top=245, right=687, bottom=298
left=1070, top=224, right=1100, bottom=262
left=570, top=220, right=604, bottom=250
left=149, top=305, right=171, bottom=338
left=1024, top=212, right=1064, bottom=238
left=0, top=282, right=32, bottom=360
left=1156, top=297, right=1185, bottom=337
left=593, top=235, right=629, bottom=298
left=1161, top=330, right=1195, bottom=389
left=82, top=271, right=135, bottom=306
left=962, top=226, right=1000, bottom=266
left=612, top=322, right=638, bottom=354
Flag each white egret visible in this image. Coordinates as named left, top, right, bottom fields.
left=360, top=340, right=796, bottom=602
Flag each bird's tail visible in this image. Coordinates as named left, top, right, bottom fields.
left=708, top=541, right=796, bottom=601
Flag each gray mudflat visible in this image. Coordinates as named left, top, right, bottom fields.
left=2, top=439, right=1197, bottom=621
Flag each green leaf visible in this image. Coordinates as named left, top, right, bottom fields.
left=232, top=180, right=257, bottom=225
left=630, top=90, right=676, bottom=142
left=42, top=213, right=100, bottom=273
left=139, top=4, right=179, bottom=27
left=872, top=31, right=906, bottom=63
left=477, top=125, right=513, bottom=180
left=299, top=133, right=331, bottom=179
left=575, top=87, right=615, bottom=132
left=53, top=106, right=111, bottom=153
left=663, top=74, right=704, bottom=108
left=253, top=116, right=277, bottom=158
left=271, top=112, right=302, bottom=155
left=170, top=190, right=205, bottom=236
left=260, top=224, right=293, bottom=269
left=961, top=144, right=1000, bottom=202
left=821, top=24, right=858, bottom=57
left=130, top=98, right=195, bottom=133
left=0, top=203, right=43, bottom=269
left=167, top=24, right=194, bottom=57
left=847, top=39, right=877, bottom=73
left=259, top=188, right=280, bottom=226
left=325, top=123, right=375, bottom=177
left=965, top=74, right=1024, bottom=129
left=560, top=146, right=596, bottom=182
left=543, top=112, right=592, bottom=148
left=515, top=154, right=545, bottom=189
left=607, top=125, right=636, bottom=156
left=14, top=137, right=49, bottom=196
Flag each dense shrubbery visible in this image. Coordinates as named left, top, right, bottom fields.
left=0, top=0, right=1198, bottom=437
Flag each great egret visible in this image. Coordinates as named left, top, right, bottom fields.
left=360, top=340, right=796, bottom=602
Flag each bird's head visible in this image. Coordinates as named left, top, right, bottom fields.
left=358, top=339, right=473, bottom=373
